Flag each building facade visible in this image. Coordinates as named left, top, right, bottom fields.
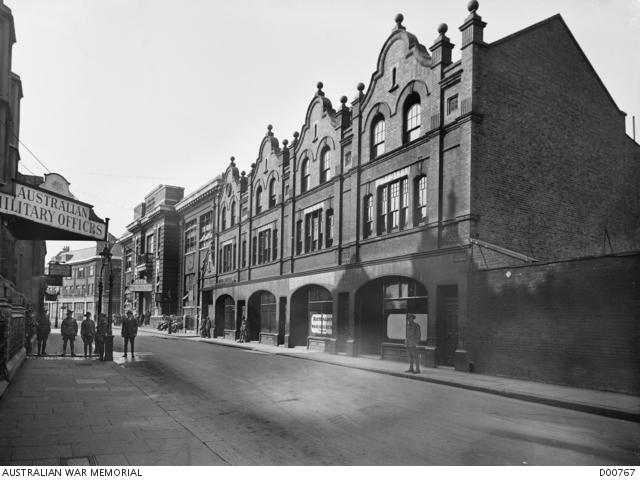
left=0, top=1, right=46, bottom=379
left=45, top=241, right=122, bottom=326
left=175, top=176, right=221, bottom=330
left=191, top=3, right=640, bottom=389
left=1, top=0, right=108, bottom=382
left=119, top=185, right=184, bottom=319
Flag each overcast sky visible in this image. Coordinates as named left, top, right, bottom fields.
left=7, top=0, right=640, bottom=260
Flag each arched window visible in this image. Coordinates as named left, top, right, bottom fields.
left=268, top=178, right=276, bottom=208
left=255, top=186, right=263, bottom=215
left=371, top=115, right=385, bottom=158
left=320, top=148, right=332, bottom=184
left=230, top=201, right=236, bottom=226
left=404, top=93, right=421, bottom=143
left=301, top=157, right=310, bottom=193
left=221, top=206, right=227, bottom=230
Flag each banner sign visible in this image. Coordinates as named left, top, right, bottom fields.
left=48, top=263, right=72, bottom=277
left=310, top=313, right=333, bottom=335
left=0, top=180, right=106, bottom=240
left=44, top=292, right=59, bottom=301
left=130, top=281, right=153, bottom=292
left=45, top=275, right=63, bottom=286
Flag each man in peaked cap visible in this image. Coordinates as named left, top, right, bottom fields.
left=405, top=313, right=421, bottom=374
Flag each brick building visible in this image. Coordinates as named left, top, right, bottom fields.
left=119, top=185, right=184, bottom=319
left=1, top=0, right=108, bottom=385
left=45, top=240, right=122, bottom=326
left=186, top=2, right=639, bottom=392
left=175, top=176, right=221, bottom=330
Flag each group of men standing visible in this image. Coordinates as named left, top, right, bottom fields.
left=32, top=309, right=139, bottom=359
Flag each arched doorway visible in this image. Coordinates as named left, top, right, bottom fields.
left=290, top=285, right=333, bottom=347
left=247, top=290, right=276, bottom=342
left=215, top=294, right=235, bottom=338
left=355, top=276, right=428, bottom=355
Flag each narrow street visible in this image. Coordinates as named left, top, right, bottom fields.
left=56, top=332, right=640, bottom=465
left=1, top=330, right=638, bottom=465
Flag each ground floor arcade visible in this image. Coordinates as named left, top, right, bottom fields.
left=201, top=250, right=470, bottom=369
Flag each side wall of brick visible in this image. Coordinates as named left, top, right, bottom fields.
left=467, top=254, right=640, bottom=394
left=473, top=17, right=640, bottom=262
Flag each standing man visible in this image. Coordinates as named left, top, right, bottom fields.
left=80, top=312, right=96, bottom=358
left=61, top=310, right=78, bottom=357
left=121, top=310, right=138, bottom=358
left=405, top=313, right=421, bottom=374
left=37, top=311, right=51, bottom=356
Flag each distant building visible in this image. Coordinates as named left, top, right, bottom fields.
left=119, top=185, right=184, bottom=318
left=46, top=239, right=122, bottom=325
left=175, top=176, right=222, bottom=330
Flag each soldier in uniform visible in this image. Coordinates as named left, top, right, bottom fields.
left=60, top=310, right=78, bottom=357
left=405, top=313, right=421, bottom=374
left=121, top=310, right=138, bottom=358
left=36, top=311, right=51, bottom=356
left=80, top=312, right=96, bottom=358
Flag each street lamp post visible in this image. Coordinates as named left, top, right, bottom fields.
left=99, top=244, right=114, bottom=361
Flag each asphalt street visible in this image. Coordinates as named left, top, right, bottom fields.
left=112, top=332, right=639, bottom=465
left=1, top=330, right=638, bottom=466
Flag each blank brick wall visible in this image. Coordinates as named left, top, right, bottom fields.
left=473, top=16, right=640, bottom=261
left=468, top=254, right=640, bottom=394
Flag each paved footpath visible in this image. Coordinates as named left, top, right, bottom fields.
left=0, top=328, right=638, bottom=465
left=0, top=332, right=227, bottom=466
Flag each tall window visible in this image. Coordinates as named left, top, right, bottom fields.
left=146, top=234, right=155, bottom=254
left=372, top=115, right=386, bottom=158
left=268, top=179, right=276, bottom=208
left=222, top=244, right=233, bottom=272
left=344, top=151, right=352, bottom=171
left=296, top=220, right=303, bottom=254
left=301, top=158, right=310, bottom=193
left=257, top=229, right=271, bottom=265
left=230, top=202, right=236, bottom=227
left=199, top=212, right=212, bottom=248
left=304, top=210, right=322, bottom=253
left=320, top=148, right=332, bottom=184
left=363, top=195, right=373, bottom=239
left=404, top=94, right=421, bottom=142
left=241, top=239, right=247, bottom=267
left=221, top=207, right=227, bottom=230
left=255, top=186, right=263, bottom=214
left=378, top=178, right=408, bottom=234
left=415, top=176, right=428, bottom=224
left=252, top=237, right=257, bottom=265
left=272, top=229, right=278, bottom=260
left=184, top=219, right=197, bottom=253
left=326, top=209, right=334, bottom=248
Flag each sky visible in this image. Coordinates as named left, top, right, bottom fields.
left=6, top=0, right=640, bottom=261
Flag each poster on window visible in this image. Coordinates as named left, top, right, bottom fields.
left=387, top=313, right=427, bottom=341
left=310, top=313, right=333, bottom=335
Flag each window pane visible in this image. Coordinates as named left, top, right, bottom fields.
left=406, top=103, right=421, bottom=141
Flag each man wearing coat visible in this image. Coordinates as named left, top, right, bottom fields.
left=121, top=310, right=138, bottom=358
left=81, top=312, right=96, bottom=358
left=405, top=313, right=421, bottom=374
left=61, top=310, right=78, bottom=357
left=37, top=311, right=51, bottom=356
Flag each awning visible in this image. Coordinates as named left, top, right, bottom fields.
left=0, top=173, right=107, bottom=241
